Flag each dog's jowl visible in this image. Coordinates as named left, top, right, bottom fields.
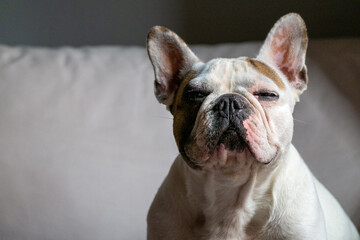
left=146, top=13, right=360, bottom=240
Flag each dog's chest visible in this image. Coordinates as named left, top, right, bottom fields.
left=201, top=213, right=251, bottom=240
left=195, top=210, right=264, bottom=240
left=191, top=188, right=268, bottom=240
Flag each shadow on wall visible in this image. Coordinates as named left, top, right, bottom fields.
left=0, top=0, right=359, bottom=46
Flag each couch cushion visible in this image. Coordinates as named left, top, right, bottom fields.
left=0, top=39, right=359, bottom=239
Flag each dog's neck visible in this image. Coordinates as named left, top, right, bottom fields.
left=180, top=148, right=289, bottom=239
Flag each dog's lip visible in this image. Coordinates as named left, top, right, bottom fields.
left=222, top=129, right=237, bottom=135
left=210, top=126, right=248, bottom=153
left=219, top=125, right=246, bottom=141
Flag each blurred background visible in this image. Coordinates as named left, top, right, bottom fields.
left=0, top=1, right=359, bottom=239
left=0, top=0, right=359, bottom=46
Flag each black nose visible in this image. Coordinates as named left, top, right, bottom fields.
left=214, top=94, right=244, bottom=119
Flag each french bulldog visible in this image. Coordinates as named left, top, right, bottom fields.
left=146, top=13, right=360, bottom=240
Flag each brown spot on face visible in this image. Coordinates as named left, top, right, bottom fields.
left=171, top=70, right=202, bottom=169
left=170, top=70, right=197, bottom=113
left=246, top=58, right=285, bottom=89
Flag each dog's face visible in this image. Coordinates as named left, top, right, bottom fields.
left=147, top=14, right=308, bottom=170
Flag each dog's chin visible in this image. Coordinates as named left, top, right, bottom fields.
left=217, top=129, right=247, bottom=153
left=205, top=143, right=253, bottom=169
left=203, top=130, right=253, bottom=168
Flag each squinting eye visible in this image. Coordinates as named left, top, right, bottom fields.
left=183, top=90, right=210, bottom=101
left=253, top=91, right=279, bottom=101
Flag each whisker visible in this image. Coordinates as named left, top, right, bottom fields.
left=293, top=118, right=309, bottom=124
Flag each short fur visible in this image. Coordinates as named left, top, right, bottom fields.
left=146, top=13, right=359, bottom=240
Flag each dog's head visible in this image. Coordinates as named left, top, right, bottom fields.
left=147, top=13, right=308, bottom=170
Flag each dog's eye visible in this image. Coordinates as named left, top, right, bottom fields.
left=253, top=91, right=279, bottom=101
left=183, top=89, right=209, bottom=101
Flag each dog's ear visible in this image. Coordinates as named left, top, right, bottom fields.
left=147, top=26, right=200, bottom=105
left=257, top=13, right=308, bottom=96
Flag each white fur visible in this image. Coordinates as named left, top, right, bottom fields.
left=148, top=146, right=359, bottom=239
left=147, top=13, right=360, bottom=240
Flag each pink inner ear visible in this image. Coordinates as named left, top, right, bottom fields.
left=158, top=45, right=183, bottom=96
left=270, top=25, right=302, bottom=83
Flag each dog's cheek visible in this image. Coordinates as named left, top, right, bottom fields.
left=173, top=109, right=192, bottom=151
left=269, top=105, right=294, bottom=148
left=173, top=103, right=202, bottom=153
left=191, top=112, right=215, bottom=161
left=243, top=116, right=277, bottom=163
left=175, top=105, right=215, bottom=162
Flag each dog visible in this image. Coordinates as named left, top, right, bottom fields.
left=146, top=13, right=360, bottom=240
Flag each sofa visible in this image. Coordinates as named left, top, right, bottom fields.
left=0, top=38, right=359, bottom=239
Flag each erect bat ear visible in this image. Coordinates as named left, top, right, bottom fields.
left=257, top=13, right=308, bottom=97
left=147, top=26, right=200, bottom=105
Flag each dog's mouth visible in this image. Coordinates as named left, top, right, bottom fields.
left=216, top=125, right=248, bottom=153
left=180, top=103, right=282, bottom=170
left=181, top=123, right=249, bottom=169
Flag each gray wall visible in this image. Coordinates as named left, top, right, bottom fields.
left=0, top=0, right=359, bottom=46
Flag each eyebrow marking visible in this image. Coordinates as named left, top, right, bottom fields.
left=246, top=58, right=285, bottom=89
left=173, top=70, right=198, bottom=107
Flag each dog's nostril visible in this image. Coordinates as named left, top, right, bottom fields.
left=232, top=99, right=242, bottom=110
left=218, top=99, right=229, bottom=117
left=229, top=98, right=243, bottom=116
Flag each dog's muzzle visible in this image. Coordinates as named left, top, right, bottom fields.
left=211, top=94, right=251, bottom=152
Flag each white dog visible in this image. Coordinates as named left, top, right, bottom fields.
left=146, top=13, right=360, bottom=240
